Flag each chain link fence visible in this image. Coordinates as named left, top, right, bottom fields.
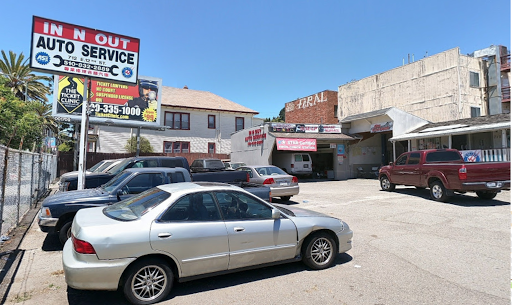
left=0, top=145, right=57, bottom=237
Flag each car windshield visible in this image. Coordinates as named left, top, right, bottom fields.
left=94, top=160, right=115, bottom=172
left=103, top=188, right=170, bottom=221
left=107, top=159, right=132, bottom=175
left=102, top=171, right=131, bottom=192
left=255, top=166, right=287, bottom=176
left=231, top=162, right=246, bottom=169
left=205, top=160, right=224, bottom=168
left=88, top=160, right=106, bottom=172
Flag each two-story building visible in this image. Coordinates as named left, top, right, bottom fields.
left=93, top=86, right=263, bottom=156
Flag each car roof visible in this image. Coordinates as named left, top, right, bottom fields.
left=157, top=181, right=243, bottom=194
left=241, top=165, right=278, bottom=168
left=123, top=167, right=189, bottom=174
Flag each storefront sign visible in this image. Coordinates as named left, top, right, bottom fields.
left=53, top=75, right=162, bottom=123
left=370, top=122, right=393, bottom=133
left=286, top=92, right=327, bottom=112
left=319, top=124, right=341, bottom=133
left=30, top=16, right=140, bottom=85
left=269, top=123, right=296, bottom=132
left=304, top=124, right=319, bottom=133
left=276, top=138, right=317, bottom=151
left=245, top=129, right=267, bottom=146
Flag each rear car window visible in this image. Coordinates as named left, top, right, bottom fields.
left=294, top=155, right=303, bottom=162
left=407, top=153, right=421, bottom=165
left=104, top=189, right=170, bottom=221
left=302, top=154, right=310, bottom=161
left=426, top=151, right=462, bottom=162
left=161, top=158, right=186, bottom=168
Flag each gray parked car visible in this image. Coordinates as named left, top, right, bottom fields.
left=63, top=182, right=353, bottom=305
left=236, top=165, right=299, bottom=201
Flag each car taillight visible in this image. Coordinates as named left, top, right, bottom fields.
left=246, top=172, right=250, bottom=182
left=291, top=176, right=298, bottom=183
left=458, top=165, right=467, bottom=180
left=291, top=164, right=294, bottom=168
left=263, top=178, right=275, bottom=185
left=72, top=234, right=96, bottom=254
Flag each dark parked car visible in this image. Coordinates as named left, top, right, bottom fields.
left=58, top=156, right=190, bottom=191
left=41, top=167, right=192, bottom=244
left=190, top=158, right=225, bottom=172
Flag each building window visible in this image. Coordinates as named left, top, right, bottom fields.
left=471, top=107, right=481, bottom=118
left=334, top=105, right=338, bottom=118
left=164, top=141, right=190, bottom=153
left=235, top=117, right=244, bottom=131
left=208, top=115, right=216, bottom=129
left=164, top=112, right=190, bottom=130
left=470, top=72, right=480, bottom=88
left=208, top=142, right=215, bottom=154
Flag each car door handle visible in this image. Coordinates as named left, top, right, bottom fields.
left=158, top=233, right=172, bottom=238
left=234, top=227, right=245, bottom=232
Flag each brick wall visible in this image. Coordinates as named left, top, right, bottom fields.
left=284, top=90, right=338, bottom=124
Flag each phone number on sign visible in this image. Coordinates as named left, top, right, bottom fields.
left=90, top=103, right=141, bottom=116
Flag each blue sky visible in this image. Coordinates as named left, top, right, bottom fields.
left=1, top=0, right=510, bottom=119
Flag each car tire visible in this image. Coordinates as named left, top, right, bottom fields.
left=301, top=232, right=338, bottom=270
left=380, top=176, right=395, bottom=191
left=123, top=258, right=173, bottom=305
left=430, top=181, right=449, bottom=202
left=281, top=196, right=291, bottom=202
left=476, top=191, right=497, bottom=200
left=59, top=221, right=73, bottom=245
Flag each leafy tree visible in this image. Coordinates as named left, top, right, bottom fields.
left=0, top=81, right=43, bottom=150
left=0, top=50, right=52, bottom=103
left=124, top=136, right=154, bottom=153
left=264, top=107, right=285, bottom=122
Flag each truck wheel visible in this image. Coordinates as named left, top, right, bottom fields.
left=380, top=176, right=395, bottom=191
left=59, top=221, right=73, bottom=245
left=476, top=191, right=497, bottom=200
left=430, top=181, right=449, bottom=202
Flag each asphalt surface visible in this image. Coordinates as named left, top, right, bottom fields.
left=0, top=179, right=510, bottom=305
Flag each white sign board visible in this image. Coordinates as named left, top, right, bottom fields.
left=30, top=16, right=140, bottom=85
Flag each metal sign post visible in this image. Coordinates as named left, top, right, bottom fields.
left=77, top=78, right=90, bottom=190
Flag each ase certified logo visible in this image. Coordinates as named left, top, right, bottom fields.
left=122, top=67, right=133, bottom=78
left=35, top=52, right=50, bottom=65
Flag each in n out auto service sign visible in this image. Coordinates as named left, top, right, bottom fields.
left=30, top=16, right=140, bottom=85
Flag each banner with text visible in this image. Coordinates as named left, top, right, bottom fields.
left=276, top=138, right=317, bottom=151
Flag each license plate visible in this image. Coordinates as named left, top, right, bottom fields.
left=280, top=182, right=289, bottom=186
left=486, top=182, right=502, bottom=188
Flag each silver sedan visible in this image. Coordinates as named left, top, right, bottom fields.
left=236, top=165, right=299, bottom=201
left=63, top=182, right=353, bottom=305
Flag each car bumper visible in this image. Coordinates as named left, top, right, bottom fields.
left=270, top=185, right=300, bottom=197
left=460, top=180, right=510, bottom=191
left=337, top=221, right=353, bottom=254
left=62, top=239, right=136, bottom=291
left=38, top=215, right=58, bottom=232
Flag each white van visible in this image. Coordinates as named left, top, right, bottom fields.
left=272, top=153, right=313, bottom=175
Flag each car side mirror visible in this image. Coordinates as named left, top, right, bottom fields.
left=272, top=208, right=281, bottom=219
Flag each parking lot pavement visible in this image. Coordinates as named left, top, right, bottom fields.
left=2, top=179, right=510, bottom=305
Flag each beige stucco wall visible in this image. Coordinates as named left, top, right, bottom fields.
left=338, top=47, right=486, bottom=123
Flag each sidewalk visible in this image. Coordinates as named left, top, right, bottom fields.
left=0, top=182, right=62, bottom=305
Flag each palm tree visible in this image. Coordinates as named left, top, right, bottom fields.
left=0, top=50, right=52, bottom=103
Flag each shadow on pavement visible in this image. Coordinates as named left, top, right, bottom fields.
left=42, top=232, right=63, bottom=252
left=66, top=253, right=352, bottom=304
left=385, top=187, right=510, bottom=207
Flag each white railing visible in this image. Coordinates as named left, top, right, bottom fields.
left=460, top=148, right=510, bottom=162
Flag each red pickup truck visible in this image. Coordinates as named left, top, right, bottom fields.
left=378, top=149, right=510, bottom=202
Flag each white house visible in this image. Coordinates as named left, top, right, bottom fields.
left=93, top=86, right=263, bottom=154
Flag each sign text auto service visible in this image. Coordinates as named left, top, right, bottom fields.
left=30, top=16, right=140, bottom=85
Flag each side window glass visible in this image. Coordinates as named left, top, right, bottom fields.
left=147, top=160, right=158, bottom=167
left=407, top=153, right=421, bottom=165
left=125, top=174, right=154, bottom=194
left=161, top=193, right=220, bottom=221
left=167, top=172, right=186, bottom=183
left=395, top=155, right=407, bottom=165
left=215, top=191, right=272, bottom=220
